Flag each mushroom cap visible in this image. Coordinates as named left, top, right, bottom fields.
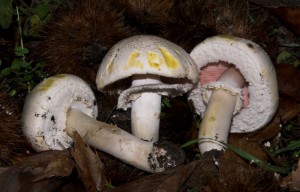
left=96, top=35, right=198, bottom=109
left=189, top=35, right=279, bottom=133
left=22, top=74, right=98, bottom=151
left=96, top=35, right=198, bottom=89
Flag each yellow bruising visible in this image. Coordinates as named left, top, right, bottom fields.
left=200, top=107, right=217, bottom=137
left=34, top=74, right=66, bottom=92
left=217, top=35, right=237, bottom=42
left=124, top=50, right=144, bottom=70
left=159, top=47, right=179, bottom=69
left=147, top=51, right=163, bottom=70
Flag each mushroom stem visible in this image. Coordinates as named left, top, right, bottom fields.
left=131, top=75, right=162, bottom=141
left=199, top=67, right=246, bottom=153
left=67, top=108, right=158, bottom=172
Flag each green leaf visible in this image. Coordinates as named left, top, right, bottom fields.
left=9, top=89, right=16, bottom=96
left=268, top=28, right=278, bottom=37
left=276, top=50, right=292, bottom=64
left=11, top=59, right=23, bottom=70
left=161, top=97, right=171, bottom=108
left=292, top=59, right=300, bottom=68
left=35, top=61, right=45, bottom=68
left=35, top=4, right=49, bottom=20
left=20, top=60, right=32, bottom=68
left=0, top=0, right=13, bottom=29
left=21, top=74, right=33, bottom=82
left=15, top=47, right=29, bottom=56
left=0, top=67, right=12, bottom=76
left=272, top=140, right=300, bottom=156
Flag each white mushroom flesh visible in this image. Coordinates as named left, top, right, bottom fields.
left=131, top=75, right=162, bottom=141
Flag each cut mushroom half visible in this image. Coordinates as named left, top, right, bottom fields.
left=188, top=35, right=279, bottom=153
left=22, top=74, right=185, bottom=172
left=96, top=35, right=198, bottom=142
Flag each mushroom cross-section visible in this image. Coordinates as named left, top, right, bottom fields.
left=96, top=35, right=198, bottom=142
left=188, top=35, right=279, bottom=153
left=22, top=74, right=185, bottom=172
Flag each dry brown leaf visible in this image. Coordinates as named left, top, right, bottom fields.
left=281, top=158, right=300, bottom=191
left=0, top=150, right=75, bottom=192
left=105, top=162, right=195, bottom=192
left=107, top=157, right=281, bottom=192
left=71, top=131, right=108, bottom=192
left=271, top=7, right=300, bottom=35
left=276, top=64, right=300, bottom=103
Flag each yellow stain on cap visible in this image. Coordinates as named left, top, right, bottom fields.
left=147, top=51, right=162, bottom=70
left=159, top=47, right=179, bottom=69
left=34, top=74, right=66, bottom=92
left=218, top=35, right=237, bottom=42
left=125, top=50, right=144, bottom=70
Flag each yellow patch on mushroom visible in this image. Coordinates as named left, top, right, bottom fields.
left=159, top=47, right=179, bottom=69
left=218, top=35, right=237, bottom=42
left=34, top=74, right=66, bottom=92
left=125, top=50, right=144, bottom=69
left=147, top=51, right=162, bottom=70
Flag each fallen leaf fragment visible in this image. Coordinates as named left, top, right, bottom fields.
left=271, top=7, right=300, bottom=35
left=0, top=131, right=108, bottom=192
left=106, top=157, right=282, bottom=192
left=0, top=150, right=75, bottom=192
left=281, top=158, right=300, bottom=191
left=71, top=131, right=108, bottom=192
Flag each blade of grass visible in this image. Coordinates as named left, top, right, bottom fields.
left=226, top=143, right=290, bottom=174
left=181, top=139, right=198, bottom=148
left=271, top=140, right=300, bottom=156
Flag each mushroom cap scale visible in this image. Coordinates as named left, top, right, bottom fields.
left=189, top=35, right=279, bottom=133
left=22, top=74, right=98, bottom=151
left=96, top=35, right=198, bottom=90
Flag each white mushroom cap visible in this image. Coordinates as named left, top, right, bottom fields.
left=22, top=74, right=98, bottom=151
left=96, top=35, right=198, bottom=109
left=189, top=35, right=279, bottom=133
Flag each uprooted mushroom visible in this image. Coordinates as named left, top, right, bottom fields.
left=22, top=74, right=185, bottom=172
left=188, top=35, right=279, bottom=153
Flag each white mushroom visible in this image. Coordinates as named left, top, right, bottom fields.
left=22, top=74, right=184, bottom=172
left=188, top=35, right=279, bottom=153
left=96, top=35, right=198, bottom=142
